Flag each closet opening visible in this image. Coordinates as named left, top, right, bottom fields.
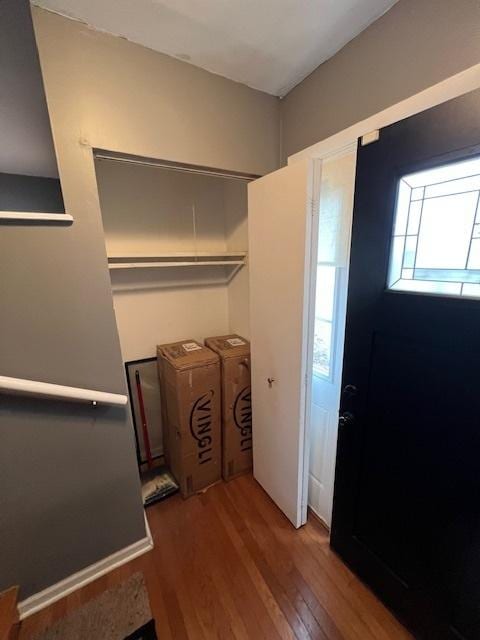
left=93, top=150, right=255, bottom=506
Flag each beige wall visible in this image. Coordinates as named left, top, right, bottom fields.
left=281, top=0, right=480, bottom=161
left=33, top=7, right=280, bottom=177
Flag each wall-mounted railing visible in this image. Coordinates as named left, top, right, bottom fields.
left=0, top=376, right=127, bottom=407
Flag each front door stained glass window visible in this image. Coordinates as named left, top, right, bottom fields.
left=388, top=156, right=480, bottom=298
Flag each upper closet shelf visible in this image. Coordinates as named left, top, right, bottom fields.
left=107, top=251, right=247, bottom=270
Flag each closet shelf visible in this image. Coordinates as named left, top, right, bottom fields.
left=107, top=252, right=247, bottom=270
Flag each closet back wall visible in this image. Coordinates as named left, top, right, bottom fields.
left=95, top=159, right=249, bottom=360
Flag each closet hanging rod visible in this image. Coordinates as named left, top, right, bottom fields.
left=0, top=375, right=127, bottom=407
left=94, top=149, right=259, bottom=182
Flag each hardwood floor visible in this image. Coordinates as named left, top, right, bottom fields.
left=19, top=475, right=411, bottom=639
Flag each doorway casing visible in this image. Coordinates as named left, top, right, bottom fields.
left=294, top=62, right=480, bottom=530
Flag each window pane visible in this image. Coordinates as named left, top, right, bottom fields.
left=314, top=265, right=336, bottom=378
left=313, top=319, right=332, bottom=378
left=317, top=174, right=344, bottom=263
left=415, top=268, right=480, bottom=284
left=393, top=180, right=411, bottom=236
left=407, top=200, right=422, bottom=235
left=390, top=279, right=462, bottom=296
left=315, top=265, right=336, bottom=320
left=415, top=192, right=478, bottom=269
left=425, top=174, right=480, bottom=199
left=462, top=283, right=480, bottom=298
left=468, top=239, right=480, bottom=269
left=387, top=235, right=405, bottom=286
left=387, top=156, right=480, bottom=298
left=403, top=236, right=417, bottom=268
left=411, top=186, right=424, bottom=201
left=404, top=156, right=480, bottom=188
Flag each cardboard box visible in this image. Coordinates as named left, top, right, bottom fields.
left=157, top=340, right=221, bottom=498
left=204, top=335, right=252, bottom=480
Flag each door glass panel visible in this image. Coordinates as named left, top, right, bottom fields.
left=387, top=156, right=480, bottom=297
left=313, top=265, right=336, bottom=378
left=388, top=235, right=405, bottom=286
left=317, top=187, right=342, bottom=263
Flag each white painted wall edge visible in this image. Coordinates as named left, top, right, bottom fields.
left=288, top=62, right=480, bottom=163
left=0, top=211, right=73, bottom=224
left=18, top=512, right=153, bottom=620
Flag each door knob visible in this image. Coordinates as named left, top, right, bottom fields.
left=339, top=411, right=354, bottom=428
left=267, top=377, right=275, bottom=388
left=343, top=384, right=357, bottom=398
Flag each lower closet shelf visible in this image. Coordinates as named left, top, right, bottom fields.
left=107, top=253, right=247, bottom=288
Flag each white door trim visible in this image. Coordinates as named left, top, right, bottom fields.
left=288, top=63, right=480, bottom=164
left=290, top=63, right=480, bottom=529
left=305, top=144, right=357, bottom=528
left=18, top=513, right=153, bottom=620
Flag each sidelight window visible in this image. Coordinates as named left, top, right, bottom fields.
left=387, top=156, right=480, bottom=297
left=313, top=264, right=336, bottom=378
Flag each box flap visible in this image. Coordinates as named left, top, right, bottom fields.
left=157, top=339, right=219, bottom=370
left=205, top=334, right=250, bottom=359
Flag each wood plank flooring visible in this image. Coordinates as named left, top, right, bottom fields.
left=19, top=475, right=411, bottom=639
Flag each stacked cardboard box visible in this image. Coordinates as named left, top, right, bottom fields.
left=205, top=335, right=252, bottom=480
left=157, top=340, right=221, bottom=498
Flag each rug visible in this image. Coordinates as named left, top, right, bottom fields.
left=31, top=572, right=157, bottom=640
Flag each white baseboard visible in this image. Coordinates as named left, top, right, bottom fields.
left=18, top=512, right=154, bottom=620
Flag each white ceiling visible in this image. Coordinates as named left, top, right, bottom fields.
left=34, top=0, right=398, bottom=97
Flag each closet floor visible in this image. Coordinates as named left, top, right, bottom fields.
left=20, top=474, right=411, bottom=640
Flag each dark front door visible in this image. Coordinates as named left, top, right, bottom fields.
left=331, top=89, right=480, bottom=640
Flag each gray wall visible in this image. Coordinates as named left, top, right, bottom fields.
left=281, top=0, right=480, bottom=161
left=0, top=0, right=65, bottom=212
left=0, top=221, right=147, bottom=598
left=0, top=0, right=59, bottom=178
left=0, top=1, right=146, bottom=602
left=0, top=172, right=63, bottom=212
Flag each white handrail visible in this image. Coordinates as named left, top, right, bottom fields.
left=0, top=376, right=127, bottom=407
